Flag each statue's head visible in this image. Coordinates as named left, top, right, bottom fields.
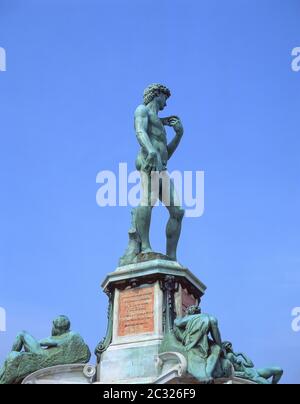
left=51, top=315, right=71, bottom=336
left=185, top=305, right=201, bottom=316
left=222, top=341, right=233, bottom=353
left=143, top=83, right=171, bottom=111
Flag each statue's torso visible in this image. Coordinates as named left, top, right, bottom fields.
left=181, top=314, right=211, bottom=357
left=135, top=106, right=168, bottom=171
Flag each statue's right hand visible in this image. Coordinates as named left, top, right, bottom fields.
left=144, top=151, right=162, bottom=173
left=144, top=152, right=156, bottom=172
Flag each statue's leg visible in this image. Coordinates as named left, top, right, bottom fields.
left=135, top=205, right=153, bottom=252
left=209, top=317, right=222, bottom=346
left=257, top=367, right=283, bottom=384
left=206, top=344, right=222, bottom=381
left=221, top=358, right=234, bottom=378
left=160, top=172, right=184, bottom=261
left=135, top=171, right=158, bottom=253
left=12, top=331, right=42, bottom=354
left=119, top=208, right=142, bottom=266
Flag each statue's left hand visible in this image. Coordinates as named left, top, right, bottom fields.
left=162, top=116, right=184, bottom=136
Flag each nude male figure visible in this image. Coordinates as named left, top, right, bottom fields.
left=133, top=83, right=185, bottom=261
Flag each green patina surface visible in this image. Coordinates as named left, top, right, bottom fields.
left=120, top=84, right=185, bottom=266
left=0, top=315, right=91, bottom=384
left=222, top=341, right=283, bottom=384
left=160, top=306, right=283, bottom=384
left=160, top=306, right=232, bottom=384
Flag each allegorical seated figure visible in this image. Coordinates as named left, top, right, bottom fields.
left=0, top=315, right=91, bottom=384
left=222, top=341, right=283, bottom=384
left=171, top=305, right=232, bottom=383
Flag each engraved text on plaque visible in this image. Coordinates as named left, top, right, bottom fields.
left=118, top=286, right=155, bottom=337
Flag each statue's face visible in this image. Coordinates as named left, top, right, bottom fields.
left=157, top=93, right=168, bottom=111
left=224, top=343, right=233, bottom=353
left=186, top=305, right=201, bottom=315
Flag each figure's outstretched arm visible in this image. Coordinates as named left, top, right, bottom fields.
left=165, top=116, right=184, bottom=159
left=237, top=352, right=254, bottom=368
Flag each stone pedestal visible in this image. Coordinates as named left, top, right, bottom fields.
left=96, top=259, right=206, bottom=384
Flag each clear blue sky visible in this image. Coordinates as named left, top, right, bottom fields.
left=0, top=0, right=299, bottom=384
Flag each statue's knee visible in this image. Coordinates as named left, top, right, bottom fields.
left=210, top=316, right=219, bottom=327
left=274, top=367, right=283, bottom=376
left=170, top=207, right=185, bottom=221
left=179, top=207, right=185, bottom=220
left=136, top=205, right=152, bottom=215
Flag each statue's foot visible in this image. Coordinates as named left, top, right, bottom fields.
left=202, top=377, right=214, bottom=384
left=166, top=250, right=177, bottom=261
left=141, top=247, right=153, bottom=254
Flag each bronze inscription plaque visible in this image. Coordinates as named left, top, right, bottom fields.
left=118, top=286, right=155, bottom=337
